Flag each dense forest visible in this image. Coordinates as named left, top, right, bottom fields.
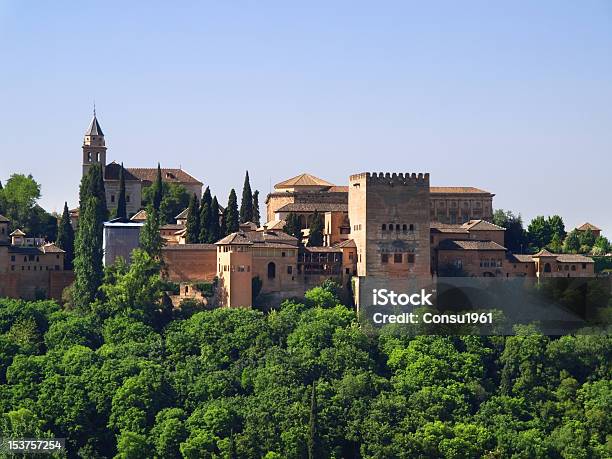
left=0, top=275, right=610, bottom=458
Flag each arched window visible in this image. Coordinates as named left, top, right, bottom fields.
left=267, top=262, right=276, bottom=279
left=544, top=263, right=551, bottom=273
left=395, top=224, right=400, bottom=231
left=382, top=224, right=386, bottom=231
left=409, top=224, right=415, bottom=231
left=402, top=224, right=407, bottom=231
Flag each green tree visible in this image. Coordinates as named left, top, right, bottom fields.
left=593, top=235, right=610, bottom=254
left=224, top=189, right=239, bottom=235
left=562, top=230, right=581, bottom=253
left=548, top=215, right=566, bottom=241
left=56, top=202, right=75, bottom=269
left=114, top=162, right=127, bottom=220
left=79, top=163, right=108, bottom=221
left=139, top=206, right=164, bottom=259
left=199, top=187, right=212, bottom=243
left=240, top=171, right=254, bottom=223
left=73, top=195, right=105, bottom=308
left=493, top=209, right=528, bottom=253
left=143, top=182, right=191, bottom=224
left=185, top=194, right=200, bottom=244
left=547, top=233, right=562, bottom=253
left=153, top=163, right=163, bottom=211
left=527, top=216, right=552, bottom=250
left=209, top=197, right=221, bottom=242
left=308, top=382, right=318, bottom=459
left=578, top=228, right=596, bottom=249
left=307, top=211, right=324, bottom=247
left=283, top=213, right=302, bottom=243
left=252, top=190, right=261, bottom=227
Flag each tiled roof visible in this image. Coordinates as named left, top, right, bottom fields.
left=104, top=162, right=141, bottom=181
left=556, top=254, right=594, bottom=263
left=10, top=229, right=25, bottom=236
left=8, top=246, right=41, bottom=255
left=161, top=224, right=184, bottom=231
left=334, top=239, right=357, bottom=248
left=216, top=229, right=298, bottom=247
left=328, top=186, right=349, bottom=193
left=533, top=248, right=555, bottom=257
left=507, top=254, right=534, bottom=263
left=127, top=168, right=202, bottom=185
left=577, top=222, right=600, bottom=231
left=275, top=173, right=334, bottom=189
left=430, top=223, right=469, bottom=234
left=162, top=243, right=216, bottom=251
left=304, top=246, right=342, bottom=253
left=438, top=239, right=507, bottom=251
left=0, top=214, right=10, bottom=223
left=263, top=219, right=286, bottom=230
left=277, top=203, right=348, bottom=213
left=462, top=220, right=505, bottom=231
left=131, top=210, right=148, bottom=221
left=41, top=243, right=65, bottom=254
left=430, top=186, right=492, bottom=194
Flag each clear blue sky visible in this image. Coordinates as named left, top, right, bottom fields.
left=1, top=1, right=611, bottom=235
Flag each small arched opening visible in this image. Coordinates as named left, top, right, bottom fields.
left=267, top=262, right=276, bottom=279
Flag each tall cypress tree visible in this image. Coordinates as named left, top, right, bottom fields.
left=0, top=179, right=4, bottom=214
left=114, top=163, right=127, bottom=220
left=252, top=190, right=261, bottom=226
left=284, top=212, right=302, bottom=243
left=153, top=163, right=163, bottom=211
left=79, top=163, right=108, bottom=221
left=209, top=196, right=221, bottom=242
left=73, top=196, right=104, bottom=308
left=307, top=210, right=324, bottom=247
left=56, top=202, right=75, bottom=270
left=185, top=193, right=200, bottom=243
left=140, top=206, right=164, bottom=258
left=225, top=189, right=239, bottom=234
left=239, top=171, right=253, bottom=223
left=198, top=187, right=212, bottom=243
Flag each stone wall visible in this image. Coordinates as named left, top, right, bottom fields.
left=162, top=244, right=217, bottom=282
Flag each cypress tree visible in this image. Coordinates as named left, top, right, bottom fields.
left=140, top=206, right=164, bottom=258
left=153, top=163, right=163, bottom=211
left=114, top=163, right=127, bottom=220
left=225, top=189, right=239, bottom=234
left=185, top=193, right=200, bottom=243
left=239, top=171, right=253, bottom=223
left=56, top=202, right=75, bottom=270
left=209, top=196, right=221, bottom=242
left=252, top=190, right=261, bottom=227
left=199, top=186, right=212, bottom=243
left=307, top=210, right=324, bottom=247
left=283, top=212, right=302, bottom=243
left=79, top=163, right=108, bottom=221
left=308, top=382, right=318, bottom=459
left=73, top=196, right=104, bottom=307
left=0, top=179, right=4, bottom=214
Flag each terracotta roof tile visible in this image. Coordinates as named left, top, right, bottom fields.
left=127, top=168, right=202, bottom=185
left=275, top=173, right=334, bottom=188
left=431, top=186, right=492, bottom=194
left=277, top=203, right=348, bottom=213
left=438, top=239, right=507, bottom=251
left=577, top=222, right=600, bottom=231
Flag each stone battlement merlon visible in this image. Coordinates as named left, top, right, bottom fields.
left=349, top=172, right=430, bottom=185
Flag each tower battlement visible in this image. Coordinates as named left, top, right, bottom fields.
left=349, top=172, right=430, bottom=185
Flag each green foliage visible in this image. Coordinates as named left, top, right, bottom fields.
left=239, top=170, right=254, bottom=224
left=283, top=212, right=302, bottom=243
left=55, top=202, right=75, bottom=269
left=493, top=209, right=528, bottom=253
left=185, top=194, right=200, bottom=244
left=198, top=187, right=213, bottom=243
left=152, top=163, right=163, bottom=211
left=252, top=276, right=263, bottom=304
left=73, top=195, right=105, bottom=308
left=0, top=278, right=610, bottom=458
left=223, top=189, right=239, bottom=235
left=139, top=206, right=164, bottom=259
left=114, top=163, right=127, bottom=220
left=209, top=197, right=222, bottom=243
left=579, top=228, right=596, bottom=249
left=307, top=210, right=324, bottom=247
left=527, top=216, right=552, bottom=251
left=252, top=190, right=261, bottom=227
left=563, top=229, right=581, bottom=254
left=142, top=181, right=191, bottom=225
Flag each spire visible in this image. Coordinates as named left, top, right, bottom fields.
left=85, top=108, right=104, bottom=136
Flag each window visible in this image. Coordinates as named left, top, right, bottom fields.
left=407, top=254, right=415, bottom=263
left=382, top=224, right=386, bottom=231
left=394, top=253, right=402, bottom=263
left=409, top=224, right=415, bottom=231
left=282, top=251, right=286, bottom=257
left=111, top=195, right=115, bottom=203
left=564, top=265, right=569, bottom=271
left=267, top=262, right=276, bottom=279
left=381, top=254, right=389, bottom=264
left=348, top=252, right=354, bottom=261
left=582, top=263, right=587, bottom=269
left=402, top=224, right=407, bottom=231
left=571, top=265, right=576, bottom=271
left=395, top=224, right=400, bottom=231
left=126, top=195, right=130, bottom=203
left=10, top=256, right=15, bottom=262
left=11, top=265, right=14, bottom=271
left=287, top=266, right=293, bottom=274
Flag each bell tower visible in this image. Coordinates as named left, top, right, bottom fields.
left=82, top=109, right=107, bottom=178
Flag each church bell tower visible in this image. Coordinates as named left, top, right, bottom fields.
left=82, top=110, right=107, bottom=178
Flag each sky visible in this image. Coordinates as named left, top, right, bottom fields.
left=1, top=1, right=611, bottom=235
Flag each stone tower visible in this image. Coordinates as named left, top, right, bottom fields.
left=82, top=111, right=107, bottom=178
left=348, top=172, right=431, bottom=287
